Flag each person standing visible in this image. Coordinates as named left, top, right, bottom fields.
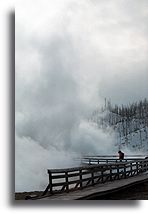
left=118, top=150, right=124, bottom=160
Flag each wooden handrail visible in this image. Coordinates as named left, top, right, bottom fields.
left=82, top=155, right=147, bottom=158
left=81, top=158, right=145, bottom=165
left=43, top=159, right=148, bottom=196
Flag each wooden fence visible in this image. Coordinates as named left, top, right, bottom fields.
left=81, top=157, right=145, bottom=165
left=43, top=158, right=148, bottom=196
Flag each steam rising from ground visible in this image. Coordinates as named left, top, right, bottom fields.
left=16, top=0, right=148, bottom=191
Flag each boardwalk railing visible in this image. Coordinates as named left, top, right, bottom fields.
left=80, top=157, right=146, bottom=165
left=43, top=158, right=148, bottom=196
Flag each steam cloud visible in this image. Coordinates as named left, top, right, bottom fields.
left=16, top=0, right=148, bottom=191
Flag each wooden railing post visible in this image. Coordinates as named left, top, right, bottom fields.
left=117, top=164, right=120, bottom=180
left=145, top=160, right=148, bottom=171
left=48, top=170, right=53, bottom=194
left=65, top=172, right=69, bottom=192
left=140, top=160, right=144, bottom=172
left=91, top=170, right=94, bottom=185
left=124, top=164, right=126, bottom=178
left=130, top=162, right=133, bottom=176
left=136, top=161, right=139, bottom=175
left=110, top=166, right=112, bottom=181
left=137, top=160, right=144, bottom=174
left=100, top=166, right=104, bottom=183
left=89, top=158, right=91, bottom=164
left=79, top=169, right=83, bottom=189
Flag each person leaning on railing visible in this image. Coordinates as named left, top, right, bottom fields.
left=118, top=150, right=124, bottom=161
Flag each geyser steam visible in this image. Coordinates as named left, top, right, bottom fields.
left=15, top=0, right=144, bottom=191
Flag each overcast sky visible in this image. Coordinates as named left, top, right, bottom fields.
left=15, top=0, right=148, bottom=191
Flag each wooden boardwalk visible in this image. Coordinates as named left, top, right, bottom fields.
left=39, top=173, right=148, bottom=200
left=27, top=156, right=148, bottom=200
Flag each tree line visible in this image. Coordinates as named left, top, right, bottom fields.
left=90, top=98, right=148, bottom=150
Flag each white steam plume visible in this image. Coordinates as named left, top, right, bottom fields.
left=16, top=0, right=148, bottom=191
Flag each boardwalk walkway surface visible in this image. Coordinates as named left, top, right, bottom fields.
left=39, top=173, right=148, bottom=200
